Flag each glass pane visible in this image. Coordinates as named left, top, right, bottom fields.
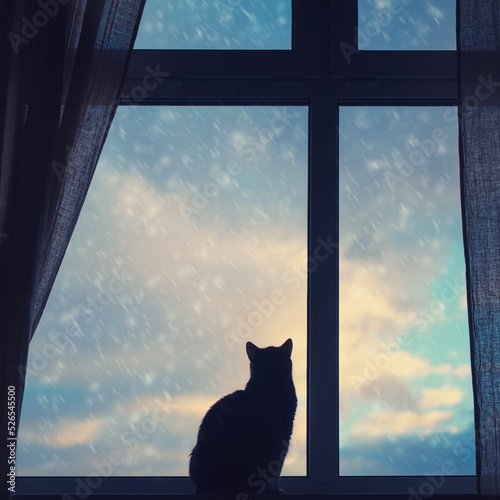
left=339, top=106, right=475, bottom=476
left=358, top=0, right=456, bottom=51
left=18, top=105, right=308, bottom=476
left=135, top=0, right=292, bottom=50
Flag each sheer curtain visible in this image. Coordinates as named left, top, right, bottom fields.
left=0, top=0, right=145, bottom=492
left=458, top=1, right=500, bottom=497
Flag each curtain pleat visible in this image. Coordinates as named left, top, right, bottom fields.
left=0, top=1, right=145, bottom=495
left=457, top=1, right=500, bottom=497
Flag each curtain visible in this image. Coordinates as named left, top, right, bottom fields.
left=457, top=1, right=500, bottom=497
left=0, top=0, right=145, bottom=494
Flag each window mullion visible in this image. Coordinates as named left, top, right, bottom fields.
left=307, top=80, right=339, bottom=489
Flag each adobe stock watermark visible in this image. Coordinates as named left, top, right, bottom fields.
left=179, top=108, right=300, bottom=229
left=443, top=73, right=500, bottom=129
left=224, top=235, right=337, bottom=350
left=453, top=408, right=498, bottom=466
left=7, top=0, right=71, bottom=54
left=407, top=417, right=497, bottom=500
left=235, top=440, right=290, bottom=499
left=349, top=274, right=465, bottom=393
left=61, top=394, right=177, bottom=500
left=407, top=460, right=458, bottom=500
left=340, top=0, right=403, bottom=63
left=52, top=64, right=169, bottom=182
left=111, top=64, right=171, bottom=127
left=385, top=72, right=500, bottom=190
left=120, top=393, right=178, bottom=457
left=52, top=65, right=169, bottom=182
left=407, top=412, right=500, bottom=500
left=17, top=266, right=134, bottom=381
left=385, top=127, right=448, bottom=190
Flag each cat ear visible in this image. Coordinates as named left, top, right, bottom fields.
left=280, top=338, right=293, bottom=358
left=246, top=342, right=259, bottom=361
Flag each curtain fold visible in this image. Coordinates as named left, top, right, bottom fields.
left=0, top=0, right=145, bottom=494
left=457, top=1, right=500, bottom=497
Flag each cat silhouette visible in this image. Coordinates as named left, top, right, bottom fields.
left=189, top=338, right=297, bottom=495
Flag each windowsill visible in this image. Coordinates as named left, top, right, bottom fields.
left=11, top=494, right=481, bottom=499
left=10, top=474, right=480, bottom=499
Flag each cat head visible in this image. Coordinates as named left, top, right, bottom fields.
left=246, top=338, right=293, bottom=362
left=245, top=339, right=294, bottom=382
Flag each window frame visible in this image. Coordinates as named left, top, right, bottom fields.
left=127, top=0, right=321, bottom=79
left=17, top=0, right=476, bottom=496
left=330, top=0, right=457, bottom=79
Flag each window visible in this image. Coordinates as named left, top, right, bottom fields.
left=339, top=106, right=474, bottom=477
left=135, top=0, right=293, bottom=50
left=127, top=1, right=319, bottom=78
left=17, top=0, right=476, bottom=496
left=357, top=0, right=456, bottom=51
left=17, top=105, right=308, bottom=477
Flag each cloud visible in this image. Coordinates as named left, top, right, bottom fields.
left=340, top=425, right=476, bottom=476
left=19, top=385, right=307, bottom=476
left=356, top=374, right=418, bottom=411
left=20, top=161, right=309, bottom=476
left=21, top=417, right=103, bottom=449
left=338, top=227, right=472, bottom=444
left=21, top=103, right=471, bottom=478
left=455, top=364, right=472, bottom=378
left=352, top=409, right=453, bottom=439
left=420, top=387, right=465, bottom=409
left=343, top=380, right=471, bottom=447
left=27, top=161, right=308, bottom=388
left=53, top=419, right=103, bottom=448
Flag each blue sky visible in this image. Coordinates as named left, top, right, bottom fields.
left=17, top=106, right=309, bottom=476
left=134, top=0, right=292, bottom=50
left=358, top=0, right=456, bottom=50
left=339, top=106, right=474, bottom=475
left=17, top=0, right=473, bottom=479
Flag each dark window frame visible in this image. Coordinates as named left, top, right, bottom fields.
left=17, top=0, right=476, bottom=496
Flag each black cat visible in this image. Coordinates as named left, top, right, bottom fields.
left=189, top=339, right=297, bottom=495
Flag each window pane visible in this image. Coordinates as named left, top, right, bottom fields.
left=135, top=0, right=292, bottom=50
left=18, top=105, right=308, bottom=476
left=339, top=106, right=475, bottom=476
left=358, top=0, right=456, bottom=51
